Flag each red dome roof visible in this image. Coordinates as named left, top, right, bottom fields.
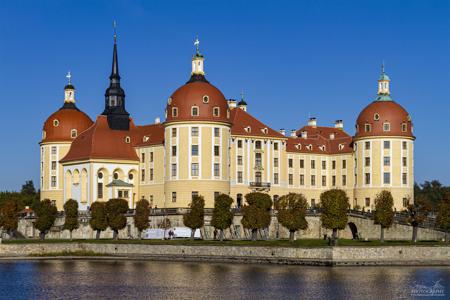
left=355, top=100, right=414, bottom=139
left=165, top=81, right=230, bottom=124
left=42, top=106, right=93, bottom=143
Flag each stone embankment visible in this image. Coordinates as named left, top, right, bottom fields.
left=0, top=243, right=448, bottom=266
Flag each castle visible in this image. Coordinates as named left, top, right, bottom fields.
left=40, top=37, right=415, bottom=211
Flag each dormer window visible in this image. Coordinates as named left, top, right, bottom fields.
left=191, top=106, right=199, bottom=116
left=261, top=128, right=268, bottom=134
left=53, top=119, right=59, bottom=127
left=374, top=113, right=380, bottom=121
left=167, top=97, right=172, bottom=105
left=339, top=144, right=345, bottom=150
left=143, top=136, right=150, bottom=142
left=172, top=107, right=178, bottom=117
left=244, top=126, right=251, bottom=133
left=295, top=144, right=302, bottom=150
left=319, top=145, right=326, bottom=151
left=307, top=144, right=312, bottom=150
left=213, top=107, right=220, bottom=117
left=401, top=123, right=407, bottom=132
left=203, top=95, right=209, bottom=103
left=364, top=123, right=371, bottom=132
left=71, top=129, right=77, bottom=139
left=383, top=122, right=390, bottom=132
left=125, top=136, right=131, bottom=144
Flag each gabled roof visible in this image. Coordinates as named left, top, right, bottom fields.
left=60, top=115, right=139, bottom=163
left=287, top=125, right=353, bottom=154
left=106, top=179, right=134, bottom=187
left=230, top=108, right=285, bottom=139
left=134, top=123, right=165, bottom=147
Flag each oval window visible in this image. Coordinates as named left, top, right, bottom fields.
left=53, top=119, right=59, bottom=127
left=374, top=113, right=380, bottom=121
left=203, top=95, right=209, bottom=103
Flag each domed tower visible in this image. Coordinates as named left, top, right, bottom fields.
left=164, top=38, right=232, bottom=208
left=353, top=65, right=414, bottom=211
left=40, top=73, right=93, bottom=210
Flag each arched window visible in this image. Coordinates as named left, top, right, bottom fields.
left=191, top=106, right=199, bottom=116
left=402, top=123, right=407, bottom=132
left=71, top=129, right=77, bottom=138
left=125, top=136, right=131, bottom=143
left=172, top=107, right=178, bottom=117
left=213, top=107, right=220, bottom=117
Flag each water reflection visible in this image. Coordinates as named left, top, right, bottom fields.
left=0, top=260, right=448, bottom=299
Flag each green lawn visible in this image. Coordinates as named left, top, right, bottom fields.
left=2, top=238, right=447, bottom=247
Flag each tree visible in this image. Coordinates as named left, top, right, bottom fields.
left=435, top=193, right=450, bottom=243
left=211, top=194, right=234, bottom=241
left=373, top=190, right=394, bottom=243
left=0, top=200, right=20, bottom=238
left=320, top=189, right=349, bottom=246
left=20, top=180, right=39, bottom=207
left=241, top=192, right=272, bottom=241
left=134, top=198, right=150, bottom=239
left=63, top=199, right=79, bottom=240
left=105, top=198, right=129, bottom=240
left=34, top=199, right=57, bottom=240
left=158, top=217, right=171, bottom=239
left=415, top=180, right=449, bottom=210
left=90, top=202, right=108, bottom=239
left=183, top=195, right=205, bottom=240
left=275, top=193, right=308, bottom=242
left=406, top=194, right=432, bottom=243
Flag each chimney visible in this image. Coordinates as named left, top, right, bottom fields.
left=279, top=129, right=286, bottom=136
left=228, top=99, right=237, bottom=109
left=155, top=117, right=161, bottom=124
left=335, top=120, right=343, bottom=130
left=301, top=131, right=307, bottom=139
left=290, top=130, right=296, bottom=137
left=308, top=117, right=317, bottom=127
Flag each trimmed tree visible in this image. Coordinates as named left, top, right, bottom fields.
left=134, top=198, right=150, bottom=239
left=90, top=202, right=108, bottom=239
left=320, top=189, right=349, bottom=246
left=34, top=199, right=57, bottom=240
left=211, top=194, right=234, bottom=241
left=183, top=195, right=205, bottom=240
left=0, top=200, right=20, bottom=238
left=63, top=199, right=79, bottom=240
left=275, top=193, right=308, bottom=242
left=373, top=190, right=394, bottom=243
left=435, top=193, right=449, bottom=243
left=406, top=194, right=432, bottom=243
left=105, top=198, right=129, bottom=240
left=241, top=192, right=272, bottom=241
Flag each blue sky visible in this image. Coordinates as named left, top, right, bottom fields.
left=0, top=0, right=449, bottom=191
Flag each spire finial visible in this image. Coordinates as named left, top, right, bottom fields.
left=66, top=71, right=72, bottom=85
left=113, top=20, right=117, bottom=43
left=194, top=36, right=200, bottom=55
left=381, top=60, right=385, bottom=74
left=240, top=88, right=245, bottom=100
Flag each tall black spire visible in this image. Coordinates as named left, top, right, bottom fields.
left=102, top=24, right=130, bottom=130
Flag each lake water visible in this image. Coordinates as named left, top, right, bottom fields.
left=0, top=260, right=448, bottom=299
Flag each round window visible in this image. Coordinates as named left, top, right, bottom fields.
left=113, top=173, right=119, bottom=180
left=98, top=172, right=103, bottom=179
left=53, top=119, right=59, bottom=127
left=374, top=113, right=380, bottom=121
left=128, top=173, right=134, bottom=180
left=203, top=95, right=209, bottom=103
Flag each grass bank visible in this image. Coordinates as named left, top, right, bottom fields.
left=3, top=238, right=447, bottom=247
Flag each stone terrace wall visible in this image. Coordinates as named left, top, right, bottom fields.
left=0, top=243, right=448, bottom=266
left=12, top=214, right=447, bottom=241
